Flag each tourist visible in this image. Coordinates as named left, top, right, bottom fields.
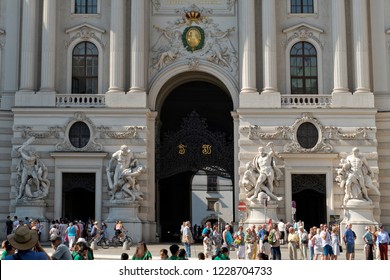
left=132, top=241, right=152, bottom=260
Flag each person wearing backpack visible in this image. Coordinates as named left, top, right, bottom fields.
left=269, top=223, right=281, bottom=260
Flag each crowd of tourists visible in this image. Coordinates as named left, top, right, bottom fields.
left=1, top=215, right=389, bottom=260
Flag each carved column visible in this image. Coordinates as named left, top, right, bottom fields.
left=19, top=0, right=38, bottom=91
left=262, top=0, right=278, bottom=94
left=129, top=0, right=146, bottom=93
left=39, top=0, right=56, bottom=92
left=331, top=0, right=349, bottom=94
left=352, top=0, right=370, bottom=94
left=108, top=0, right=125, bottom=93
left=238, top=0, right=258, bottom=94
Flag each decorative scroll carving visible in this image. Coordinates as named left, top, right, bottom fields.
left=150, top=4, right=237, bottom=75
left=282, top=23, right=325, bottom=49
left=55, top=112, right=103, bottom=152
left=97, top=126, right=145, bottom=139
left=65, top=23, right=106, bottom=49
left=242, top=113, right=375, bottom=153
left=14, top=125, right=63, bottom=139
left=326, top=127, right=375, bottom=140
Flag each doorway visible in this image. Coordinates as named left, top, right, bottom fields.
left=156, top=80, right=234, bottom=242
left=62, top=173, right=95, bottom=222
left=292, top=174, right=326, bottom=230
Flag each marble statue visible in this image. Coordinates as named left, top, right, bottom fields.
left=336, top=147, right=380, bottom=205
left=241, top=142, right=283, bottom=202
left=14, top=137, right=50, bottom=201
left=106, top=145, right=146, bottom=202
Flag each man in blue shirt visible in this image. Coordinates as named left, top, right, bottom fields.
left=377, top=224, right=389, bottom=260
left=5, top=225, right=50, bottom=260
left=343, top=223, right=356, bottom=260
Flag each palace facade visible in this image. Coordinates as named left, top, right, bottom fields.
left=0, top=0, right=390, bottom=242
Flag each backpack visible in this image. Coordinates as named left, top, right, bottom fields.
left=301, top=232, right=308, bottom=244
left=268, top=230, right=276, bottom=245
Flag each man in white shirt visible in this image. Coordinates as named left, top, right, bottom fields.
left=321, top=224, right=334, bottom=260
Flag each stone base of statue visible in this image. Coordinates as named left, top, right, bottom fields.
left=14, top=200, right=49, bottom=241
left=243, top=201, right=280, bottom=227
left=104, top=201, right=142, bottom=243
left=341, top=199, right=378, bottom=245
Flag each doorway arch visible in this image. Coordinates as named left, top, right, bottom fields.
left=156, top=78, right=234, bottom=242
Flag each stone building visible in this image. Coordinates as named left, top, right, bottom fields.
left=0, top=0, right=389, bottom=242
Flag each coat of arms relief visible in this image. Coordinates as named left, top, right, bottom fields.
left=150, top=4, right=238, bottom=76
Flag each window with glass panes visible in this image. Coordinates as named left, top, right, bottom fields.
left=207, top=175, right=218, bottom=192
left=72, top=42, right=98, bottom=94
left=290, top=42, right=318, bottom=94
left=291, top=0, right=314, bottom=13
left=75, top=0, right=97, bottom=14
left=69, top=121, right=91, bottom=148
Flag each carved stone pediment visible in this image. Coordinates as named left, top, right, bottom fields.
left=282, top=23, right=325, bottom=48
left=65, top=23, right=106, bottom=48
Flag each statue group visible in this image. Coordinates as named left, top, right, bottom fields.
left=336, top=147, right=380, bottom=205
left=14, top=137, right=50, bottom=201
left=106, top=145, right=146, bottom=202
left=241, top=142, right=284, bottom=204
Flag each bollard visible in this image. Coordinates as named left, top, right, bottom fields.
left=122, top=240, right=130, bottom=250
left=91, top=240, right=98, bottom=250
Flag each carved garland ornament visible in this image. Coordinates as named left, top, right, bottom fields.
left=55, top=112, right=103, bottom=152
left=241, top=113, right=375, bottom=153
left=97, top=126, right=145, bottom=139
left=14, top=125, right=63, bottom=139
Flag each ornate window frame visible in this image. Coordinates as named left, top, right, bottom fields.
left=71, top=0, right=101, bottom=17
left=287, top=0, right=318, bottom=18
left=56, top=112, right=103, bottom=152
left=283, top=23, right=324, bottom=95
left=65, top=24, right=105, bottom=94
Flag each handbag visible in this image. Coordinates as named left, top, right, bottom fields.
left=339, top=245, right=343, bottom=252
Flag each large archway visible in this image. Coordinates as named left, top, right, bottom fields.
left=156, top=80, right=234, bottom=242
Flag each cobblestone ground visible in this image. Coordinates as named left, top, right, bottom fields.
left=28, top=242, right=370, bottom=260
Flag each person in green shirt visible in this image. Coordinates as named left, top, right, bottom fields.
left=168, top=244, right=180, bottom=260
left=132, top=241, right=152, bottom=260
left=213, top=246, right=230, bottom=260
left=1, top=240, right=15, bottom=260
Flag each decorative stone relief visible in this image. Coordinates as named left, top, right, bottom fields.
left=152, top=0, right=236, bottom=16
left=241, top=113, right=375, bottom=153
left=14, top=125, right=63, bottom=139
left=282, top=23, right=325, bottom=49
left=97, top=126, right=145, bottom=139
left=150, top=4, right=237, bottom=75
left=64, top=23, right=106, bottom=49
left=55, top=112, right=103, bottom=152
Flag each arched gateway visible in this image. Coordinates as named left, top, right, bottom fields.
left=153, top=74, right=235, bottom=242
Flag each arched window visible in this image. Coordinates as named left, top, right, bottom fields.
left=291, top=0, right=314, bottom=13
left=290, top=42, right=318, bottom=94
left=72, top=42, right=98, bottom=94
left=74, top=0, right=98, bottom=14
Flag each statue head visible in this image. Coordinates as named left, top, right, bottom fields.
left=120, top=145, right=129, bottom=154
left=352, top=147, right=359, bottom=155
left=258, top=146, right=264, bottom=154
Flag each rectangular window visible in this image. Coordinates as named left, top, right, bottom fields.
left=207, top=198, right=218, bottom=211
left=207, top=175, right=218, bottom=192
left=291, top=0, right=314, bottom=14
left=75, top=0, right=97, bottom=14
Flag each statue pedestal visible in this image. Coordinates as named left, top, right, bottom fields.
left=104, top=202, right=142, bottom=243
left=244, top=202, right=280, bottom=227
left=341, top=199, right=378, bottom=245
left=14, top=200, right=49, bottom=241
